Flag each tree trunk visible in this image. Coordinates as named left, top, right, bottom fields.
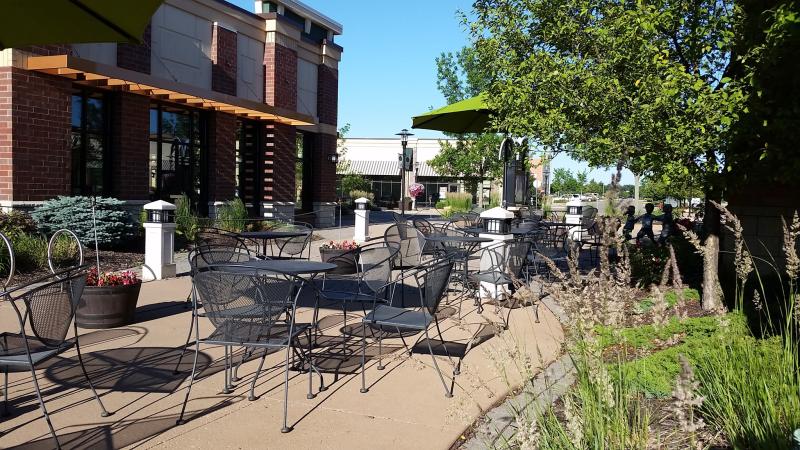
left=702, top=194, right=723, bottom=310
left=634, top=173, right=641, bottom=212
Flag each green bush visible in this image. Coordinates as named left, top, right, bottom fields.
left=349, top=190, right=375, bottom=207
left=215, top=198, right=249, bottom=232
left=175, top=193, right=200, bottom=243
left=0, top=211, right=37, bottom=238
left=9, top=233, right=48, bottom=273
left=340, top=173, right=371, bottom=198
left=31, top=196, right=135, bottom=248
left=437, top=192, right=473, bottom=212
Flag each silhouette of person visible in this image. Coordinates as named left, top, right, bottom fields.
left=636, top=203, right=657, bottom=244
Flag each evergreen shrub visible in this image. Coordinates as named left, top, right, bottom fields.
left=31, top=196, right=135, bottom=248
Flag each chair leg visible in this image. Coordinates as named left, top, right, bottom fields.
left=360, top=321, right=368, bottom=393
left=306, top=331, right=316, bottom=399
left=2, top=366, right=8, bottom=417
left=222, top=346, right=233, bottom=394
left=173, top=307, right=196, bottom=375
left=27, top=365, right=61, bottom=449
left=281, top=345, right=292, bottom=433
left=176, top=338, right=201, bottom=425
left=376, top=334, right=384, bottom=370
left=249, top=348, right=269, bottom=401
left=433, top=319, right=458, bottom=375
left=424, top=328, right=453, bottom=398
left=73, top=323, right=110, bottom=417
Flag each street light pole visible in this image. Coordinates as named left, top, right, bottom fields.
left=396, top=128, right=414, bottom=216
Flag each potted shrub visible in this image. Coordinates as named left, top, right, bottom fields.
left=76, top=267, right=142, bottom=329
left=318, top=240, right=359, bottom=274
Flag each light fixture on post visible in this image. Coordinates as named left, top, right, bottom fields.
left=396, top=128, right=414, bottom=216
left=327, top=153, right=339, bottom=164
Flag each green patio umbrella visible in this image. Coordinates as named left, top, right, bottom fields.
left=0, top=0, right=163, bottom=50
left=411, top=93, right=494, bottom=134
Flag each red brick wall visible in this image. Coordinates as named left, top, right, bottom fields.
left=211, top=25, right=237, bottom=96
left=110, top=92, right=150, bottom=200
left=10, top=68, right=72, bottom=201
left=317, top=65, right=338, bottom=126
left=264, top=43, right=297, bottom=111
left=208, top=111, right=237, bottom=201
left=263, top=122, right=296, bottom=202
left=311, top=132, right=337, bottom=202
left=0, top=68, right=12, bottom=201
left=117, top=24, right=151, bottom=74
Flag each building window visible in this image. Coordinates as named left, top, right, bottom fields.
left=262, top=1, right=278, bottom=13
left=283, top=8, right=306, bottom=29
left=71, top=91, right=109, bottom=195
left=307, top=22, right=328, bottom=43
left=149, top=103, right=207, bottom=213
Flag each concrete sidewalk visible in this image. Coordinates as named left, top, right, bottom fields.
left=0, top=233, right=564, bottom=449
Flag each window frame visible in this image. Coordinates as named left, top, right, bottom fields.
left=70, top=89, right=111, bottom=196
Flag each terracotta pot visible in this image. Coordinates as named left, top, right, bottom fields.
left=76, top=283, right=142, bottom=329
left=319, top=248, right=357, bottom=275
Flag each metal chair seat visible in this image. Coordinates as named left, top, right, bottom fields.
left=320, top=290, right=387, bottom=303
left=363, top=305, right=433, bottom=330
left=468, top=271, right=513, bottom=286
left=0, top=332, right=65, bottom=367
left=204, top=322, right=312, bottom=347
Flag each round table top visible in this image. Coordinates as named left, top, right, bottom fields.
left=424, top=235, right=492, bottom=243
left=216, top=259, right=336, bottom=275
left=240, top=230, right=310, bottom=239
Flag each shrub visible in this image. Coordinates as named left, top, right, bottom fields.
left=9, top=233, right=48, bottom=273
left=437, top=192, right=472, bottom=212
left=31, top=196, right=135, bottom=248
left=0, top=211, right=37, bottom=238
left=215, top=198, right=249, bottom=232
left=175, top=193, right=200, bottom=243
left=340, top=173, right=371, bottom=198
left=349, top=190, right=375, bottom=207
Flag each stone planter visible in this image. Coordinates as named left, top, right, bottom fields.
left=76, top=283, right=142, bottom=329
left=319, top=248, right=357, bottom=275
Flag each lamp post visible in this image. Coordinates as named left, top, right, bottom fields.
left=396, top=128, right=414, bottom=216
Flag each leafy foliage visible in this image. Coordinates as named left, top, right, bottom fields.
left=216, top=198, right=248, bottom=232
left=340, top=173, right=371, bottom=198
left=31, top=196, right=135, bottom=248
left=0, top=211, right=37, bottom=238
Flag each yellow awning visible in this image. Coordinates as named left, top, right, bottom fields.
left=26, top=54, right=314, bottom=126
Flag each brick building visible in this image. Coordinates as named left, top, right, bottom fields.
left=0, top=0, right=342, bottom=226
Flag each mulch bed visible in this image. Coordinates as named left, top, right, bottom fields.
left=8, top=249, right=144, bottom=288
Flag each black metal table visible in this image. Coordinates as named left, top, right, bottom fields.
left=239, top=230, right=310, bottom=256
left=461, top=226, right=534, bottom=236
left=220, top=259, right=336, bottom=277
left=424, top=235, right=492, bottom=316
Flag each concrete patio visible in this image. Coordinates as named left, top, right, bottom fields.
left=0, top=227, right=564, bottom=450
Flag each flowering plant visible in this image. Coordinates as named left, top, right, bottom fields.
left=408, top=183, right=425, bottom=199
left=319, top=240, right=359, bottom=251
left=86, top=266, right=141, bottom=287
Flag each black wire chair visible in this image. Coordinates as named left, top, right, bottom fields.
left=177, top=266, right=321, bottom=433
left=0, top=266, right=109, bottom=450
left=359, top=258, right=457, bottom=397
left=272, top=222, right=314, bottom=260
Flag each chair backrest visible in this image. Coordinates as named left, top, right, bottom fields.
left=384, top=223, right=423, bottom=268
left=196, top=229, right=250, bottom=254
left=463, top=212, right=480, bottom=227
left=412, top=218, right=436, bottom=236
left=190, top=244, right=256, bottom=276
left=447, top=215, right=470, bottom=230
left=414, top=259, right=454, bottom=315
left=193, top=268, right=302, bottom=333
left=6, top=268, right=87, bottom=349
left=357, top=245, right=399, bottom=294
left=582, top=206, right=598, bottom=220
left=506, top=239, right=532, bottom=279
left=273, top=222, right=313, bottom=258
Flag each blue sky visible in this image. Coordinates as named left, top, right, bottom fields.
left=229, top=0, right=634, bottom=184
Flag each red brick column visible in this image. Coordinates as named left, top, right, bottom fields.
left=117, top=23, right=151, bottom=74
left=11, top=68, right=72, bottom=201
left=317, top=65, right=338, bottom=126
left=261, top=122, right=296, bottom=218
left=264, top=43, right=297, bottom=111
left=0, top=68, right=12, bottom=202
left=312, top=133, right=337, bottom=202
left=111, top=92, right=150, bottom=200
left=211, top=24, right=237, bottom=96
left=207, top=111, right=237, bottom=205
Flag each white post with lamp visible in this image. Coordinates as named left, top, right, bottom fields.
left=478, top=206, right=516, bottom=299
left=353, top=197, right=370, bottom=243
left=142, top=200, right=177, bottom=281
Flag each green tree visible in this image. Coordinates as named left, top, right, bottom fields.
left=550, top=168, right=580, bottom=194
left=466, top=0, right=790, bottom=309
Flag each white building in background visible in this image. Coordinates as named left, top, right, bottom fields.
left=338, top=138, right=494, bottom=207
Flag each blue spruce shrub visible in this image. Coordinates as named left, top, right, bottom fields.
left=31, top=196, right=135, bottom=248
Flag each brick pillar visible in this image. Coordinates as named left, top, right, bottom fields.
left=317, top=64, right=338, bottom=126
left=11, top=68, right=72, bottom=202
left=117, top=24, right=151, bottom=74
left=111, top=92, right=150, bottom=201
left=0, top=68, right=11, bottom=204
left=207, top=111, right=237, bottom=216
left=264, top=43, right=297, bottom=111
left=211, top=24, right=237, bottom=96
left=311, top=132, right=338, bottom=227
left=261, top=122, right=296, bottom=219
